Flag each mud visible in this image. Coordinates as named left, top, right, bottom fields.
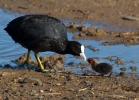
left=67, top=23, right=139, bottom=45
left=0, top=68, right=139, bottom=100
left=1, top=0, right=139, bottom=99
left=1, top=0, right=139, bottom=45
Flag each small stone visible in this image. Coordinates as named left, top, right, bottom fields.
left=96, top=28, right=107, bottom=36
left=38, top=95, right=44, bottom=99
left=1, top=72, right=10, bottom=76
left=22, top=77, right=43, bottom=86
left=116, top=57, right=124, bottom=65
left=92, top=47, right=97, bottom=52
left=20, top=84, right=26, bottom=87
left=67, top=62, right=75, bottom=66
left=20, top=91, right=27, bottom=96
left=4, top=64, right=12, bottom=68
left=119, top=72, right=126, bottom=76
left=120, top=68, right=126, bottom=71
left=102, top=42, right=108, bottom=46
left=131, top=59, right=135, bottom=63
left=78, top=32, right=86, bottom=37
left=39, top=90, right=44, bottom=93
left=79, top=26, right=87, bottom=32
left=5, top=95, right=12, bottom=100
left=55, top=83, right=61, bottom=86
left=107, top=56, right=113, bottom=62
left=130, top=66, right=137, bottom=71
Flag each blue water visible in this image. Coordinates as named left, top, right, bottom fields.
left=0, top=8, right=139, bottom=74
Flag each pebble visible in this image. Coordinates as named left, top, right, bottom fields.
left=1, top=72, right=10, bottom=76
left=122, top=16, right=139, bottom=21
left=92, top=47, right=97, bottom=52
left=131, top=59, right=135, bottom=63
left=39, top=90, right=44, bottom=93
left=130, top=66, right=137, bottom=71
left=22, top=77, right=43, bottom=86
left=120, top=68, right=126, bottom=71
left=20, top=84, right=26, bottom=87
left=38, top=95, right=44, bottom=99
left=119, top=72, right=126, bottom=76
left=67, top=62, right=75, bottom=66
left=107, top=56, right=113, bottom=62
left=116, top=57, right=124, bottom=65
left=20, top=91, right=28, bottom=96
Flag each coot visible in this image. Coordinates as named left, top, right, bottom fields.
left=4, top=15, right=86, bottom=72
left=87, top=58, right=112, bottom=76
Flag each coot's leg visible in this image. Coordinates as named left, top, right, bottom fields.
left=34, top=52, right=56, bottom=73
left=26, top=50, right=31, bottom=70
left=18, top=50, right=31, bottom=70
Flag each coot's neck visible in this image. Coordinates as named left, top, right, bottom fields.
left=64, top=41, right=81, bottom=56
left=64, top=41, right=74, bottom=54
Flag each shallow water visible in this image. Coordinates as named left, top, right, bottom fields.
left=0, top=8, right=139, bottom=74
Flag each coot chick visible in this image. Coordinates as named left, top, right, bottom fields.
left=4, top=15, right=86, bottom=72
left=87, top=58, right=112, bottom=76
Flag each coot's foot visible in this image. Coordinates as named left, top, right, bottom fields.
left=16, top=61, right=32, bottom=71
left=102, top=71, right=113, bottom=77
left=36, top=69, right=62, bottom=73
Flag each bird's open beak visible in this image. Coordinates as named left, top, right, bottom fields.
left=80, top=53, right=86, bottom=61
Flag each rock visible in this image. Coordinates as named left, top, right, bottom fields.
left=120, top=68, right=126, bottom=71
left=53, top=60, right=64, bottom=70
left=38, top=95, right=44, bottom=99
left=131, top=59, right=135, bottom=63
left=106, top=56, right=113, bottom=62
left=1, top=72, right=14, bottom=76
left=20, top=91, right=28, bottom=96
left=66, top=22, right=78, bottom=33
left=21, top=77, right=43, bottom=86
left=43, top=61, right=53, bottom=69
left=78, top=32, right=86, bottom=37
left=116, top=57, right=124, bottom=65
left=44, top=60, right=64, bottom=70
left=130, top=66, right=137, bottom=71
left=122, top=16, right=139, bottom=21
left=39, top=90, right=44, bottom=93
left=87, top=26, right=96, bottom=36
left=4, top=64, right=12, bottom=68
left=92, top=47, right=98, bottom=52
left=15, top=54, right=34, bottom=64
left=96, top=28, right=107, bottom=36
left=79, top=26, right=87, bottom=32
left=67, top=62, right=75, bottom=66
left=119, top=72, right=126, bottom=76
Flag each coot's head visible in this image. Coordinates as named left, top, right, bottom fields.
left=67, top=41, right=86, bottom=61
left=87, top=58, right=95, bottom=65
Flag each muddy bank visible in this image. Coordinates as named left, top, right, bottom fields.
left=0, top=0, right=139, bottom=27
left=67, top=22, right=139, bottom=45
left=0, top=68, right=139, bottom=100
left=1, top=0, right=139, bottom=45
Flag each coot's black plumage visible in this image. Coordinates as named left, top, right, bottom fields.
left=87, top=58, right=112, bottom=76
left=4, top=15, right=86, bottom=72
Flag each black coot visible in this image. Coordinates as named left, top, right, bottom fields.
left=87, top=58, right=112, bottom=76
left=4, top=15, right=86, bottom=72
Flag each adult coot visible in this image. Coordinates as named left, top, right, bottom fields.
left=87, top=58, right=112, bottom=76
left=4, top=15, right=86, bottom=72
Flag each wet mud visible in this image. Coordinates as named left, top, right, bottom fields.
left=67, top=22, right=139, bottom=45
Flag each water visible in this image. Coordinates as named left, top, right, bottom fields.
left=0, top=8, right=139, bottom=74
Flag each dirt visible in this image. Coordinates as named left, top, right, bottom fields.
left=67, top=23, right=139, bottom=45
left=0, top=68, right=139, bottom=100
left=1, top=0, right=139, bottom=99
